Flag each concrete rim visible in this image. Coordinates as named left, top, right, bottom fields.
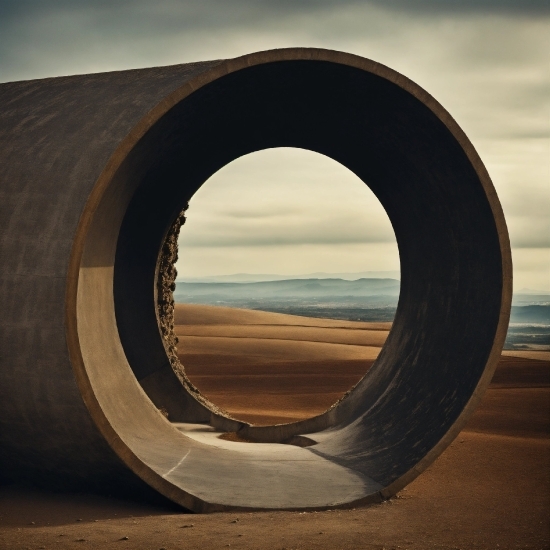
left=64, top=48, right=512, bottom=511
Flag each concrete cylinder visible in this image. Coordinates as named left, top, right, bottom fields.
left=0, top=48, right=512, bottom=511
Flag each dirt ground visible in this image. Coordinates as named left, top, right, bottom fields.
left=1, top=304, right=548, bottom=549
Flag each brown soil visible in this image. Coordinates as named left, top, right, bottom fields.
left=1, top=304, right=548, bottom=549
left=176, top=304, right=389, bottom=424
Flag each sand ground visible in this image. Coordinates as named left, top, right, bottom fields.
left=1, top=304, right=548, bottom=549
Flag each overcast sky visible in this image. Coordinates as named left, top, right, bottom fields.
left=2, top=0, right=548, bottom=290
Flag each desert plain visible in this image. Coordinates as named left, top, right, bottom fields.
left=1, top=303, right=548, bottom=549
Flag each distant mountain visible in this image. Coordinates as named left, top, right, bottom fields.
left=510, top=305, right=550, bottom=325
left=173, top=279, right=550, bottom=349
left=512, top=294, right=550, bottom=306
left=174, top=277, right=401, bottom=307
left=177, top=271, right=401, bottom=283
left=515, top=288, right=550, bottom=296
left=507, top=304, right=550, bottom=350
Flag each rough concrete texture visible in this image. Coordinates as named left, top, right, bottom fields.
left=157, top=205, right=187, bottom=372
left=0, top=48, right=512, bottom=512
left=154, top=204, right=234, bottom=422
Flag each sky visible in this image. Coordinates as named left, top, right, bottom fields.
left=1, top=0, right=548, bottom=290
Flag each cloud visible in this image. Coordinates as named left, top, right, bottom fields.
left=367, top=0, right=550, bottom=14
left=476, top=137, right=549, bottom=250
left=1, top=1, right=549, bottom=81
left=0, top=0, right=547, bottom=288
left=511, top=248, right=550, bottom=291
left=178, top=149, right=397, bottom=248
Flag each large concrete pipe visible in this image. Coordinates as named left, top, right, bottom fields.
left=0, top=49, right=512, bottom=512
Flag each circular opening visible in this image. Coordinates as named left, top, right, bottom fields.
left=174, top=147, right=400, bottom=425
left=69, top=50, right=511, bottom=511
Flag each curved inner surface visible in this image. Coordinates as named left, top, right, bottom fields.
left=80, top=58, right=504, bottom=510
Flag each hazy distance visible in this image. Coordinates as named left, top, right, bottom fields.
left=175, top=148, right=549, bottom=350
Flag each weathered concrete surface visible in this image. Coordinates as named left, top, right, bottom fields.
left=0, top=48, right=512, bottom=511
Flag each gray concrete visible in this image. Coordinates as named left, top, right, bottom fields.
left=0, top=48, right=512, bottom=511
